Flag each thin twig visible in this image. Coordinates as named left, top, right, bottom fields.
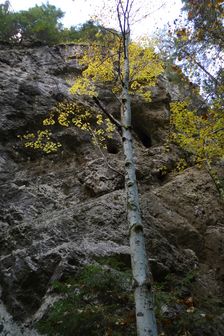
left=132, top=2, right=166, bottom=25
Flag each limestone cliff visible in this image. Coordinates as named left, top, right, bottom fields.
left=0, top=43, right=223, bottom=336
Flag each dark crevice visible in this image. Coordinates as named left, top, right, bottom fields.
left=134, top=129, right=152, bottom=148
left=106, top=138, right=120, bottom=154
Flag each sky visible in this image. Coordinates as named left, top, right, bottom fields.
left=9, top=0, right=183, bottom=37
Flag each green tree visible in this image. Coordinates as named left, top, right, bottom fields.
left=75, top=20, right=104, bottom=42
left=0, top=1, right=17, bottom=42
left=0, top=3, right=109, bottom=45
left=59, top=20, right=105, bottom=43
left=0, top=2, right=65, bottom=44
left=16, top=3, right=64, bottom=44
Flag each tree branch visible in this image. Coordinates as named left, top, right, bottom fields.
left=93, top=96, right=122, bottom=134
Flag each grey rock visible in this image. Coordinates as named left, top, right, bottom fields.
left=0, top=43, right=223, bottom=335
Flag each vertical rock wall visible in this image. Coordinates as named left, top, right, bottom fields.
left=0, top=43, right=223, bottom=335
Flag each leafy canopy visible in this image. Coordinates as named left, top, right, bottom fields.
left=170, top=99, right=224, bottom=165
left=70, top=35, right=164, bottom=102
left=0, top=2, right=17, bottom=41
left=0, top=2, right=106, bottom=45
left=162, top=0, right=224, bottom=198
left=16, top=3, right=64, bottom=44
left=0, top=2, right=64, bottom=44
left=19, top=34, right=163, bottom=153
left=162, top=0, right=224, bottom=97
left=60, top=20, right=107, bottom=43
left=161, top=0, right=224, bottom=170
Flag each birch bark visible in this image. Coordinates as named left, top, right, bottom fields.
left=118, top=2, right=158, bottom=334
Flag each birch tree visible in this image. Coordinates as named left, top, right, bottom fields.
left=114, top=3, right=158, bottom=335
left=20, top=1, right=163, bottom=335
left=71, top=1, right=161, bottom=335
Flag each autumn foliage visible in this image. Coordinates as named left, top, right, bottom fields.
left=19, top=34, right=163, bottom=152
left=70, top=36, right=163, bottom=102
left=170, top=100, right=224, bottom=165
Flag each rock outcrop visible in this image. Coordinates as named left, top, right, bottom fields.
left=0, top=43, right=223, bottom=335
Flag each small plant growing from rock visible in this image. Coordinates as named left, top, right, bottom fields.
left=36, top=263, right=136, bottom=336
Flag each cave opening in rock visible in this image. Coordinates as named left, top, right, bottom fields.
left=136, top=130, right=152, bottom=148
left=106, top=139, right=120, bottom=154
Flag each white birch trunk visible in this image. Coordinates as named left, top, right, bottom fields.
left=121, top=30, right=158, bottom=336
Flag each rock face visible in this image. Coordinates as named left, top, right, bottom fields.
left=0, top=43, right=223, bottom=335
